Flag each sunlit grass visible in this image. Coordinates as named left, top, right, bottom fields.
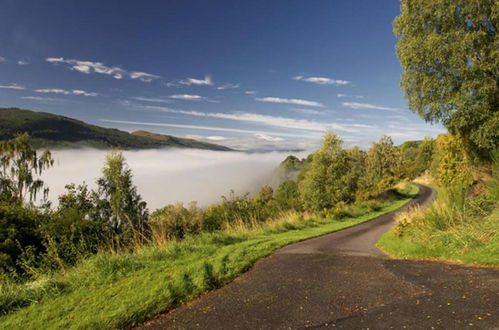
left=0, top=186, right=418, bottom=329
left=379, top=171, right=499, bottom=266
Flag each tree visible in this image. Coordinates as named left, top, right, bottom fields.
left=0, top=133, right=53, bottom=205
left=299, top=132, right=356, bottom=211
left=95, top=150, right=148, bottom=243
left=394, top=0, right=498, bottom=158
left=274, top=180, right=301, bottom=211
left=360, top=136, right=400, bottom=195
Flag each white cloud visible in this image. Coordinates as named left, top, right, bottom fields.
left=100, top=119, right=313, bottom=138
left=291, top=108, right=325, bottom=115
left=169, top=94, right=205, bottom=101
left=0, top=83, right=25, bottom=90
left=179, top=76, right=213, bottom=86
left=131, top=97, right=172, bottom=104
left=342, top=102, right=400, bottom=112
left=129, top=71, right=160, bottom=83
left=337, top=93, right=364, bottom=99
left=216, top=83, right=240, bottom=90
left=256, top=96, right=325, bottom=108
left=35, top=88, right=99, bottom=97
left=46, top=57, right=159, bottom=82
left=245, top=90, right=257, bottom=95
left=293, top=75, right=350, bottom=86
left=17, top=59, right=30, bottom=65
left=255, top=134, right=284, bottom=142
left=143, top=105, right=354, bottom=133
left=206, top=136, right=226, bottom=141
left=21, top=96, right=58, bottom=101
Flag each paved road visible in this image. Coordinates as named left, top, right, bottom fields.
left=140, top=185, right=499, bottom=329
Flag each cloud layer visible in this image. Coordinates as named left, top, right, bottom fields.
left=42, top=149, right=306, bottom=209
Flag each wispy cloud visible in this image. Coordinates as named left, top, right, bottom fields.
left=169, top=94, right=205, bottom=101
left=293, top=75, right=350, bottom=86
left=179, top=76, right=213, bottom=86
left=337, top=93, right=364, bottom=99
left=35, top=88, right=99, bottom=97
left=256, top=96, right=325, bottom=108
left=129, top=72, right=161, bottom=83
left=291, top=108, right=325, bottom=115
left=0, top=83, right=25, bottom=90
left=142, top=105, right=354, bottom=133
left=17, top=59, right=30, bottom=65
left=342, top=102, right=400, bottom=112
left=100, top=119, right=313, bottom=138
left=131, top=97, right=172, bottom=104
left=245, top=90, right=257, bottom=95
left=216, top=83, right=240, bottom=90
left=0, top=56, right=6, bottom=62
left=255, top=133, right=284, bottom=142
left=46, top=57, right=160, bottom=82
left=21, top=96, right=59, bottom=102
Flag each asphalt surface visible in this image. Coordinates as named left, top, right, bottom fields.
left=140, top=185, right=499, bottom=330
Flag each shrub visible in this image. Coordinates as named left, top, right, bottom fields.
left=150, top=203, right=204, bottom=241
left=0, top=204, right=46, bottom=276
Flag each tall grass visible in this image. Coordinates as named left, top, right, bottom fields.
left=379, top=153, right=499, bottom=266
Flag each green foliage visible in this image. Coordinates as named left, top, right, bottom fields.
left=0, top=204, right=46, bottom=276
left=359, top=136, right=401, bottom=196
left=95, top=151, right=149, bottom=246
left=299, top=132, right=361, bottom=211
left=277, top=155, right=305, bottom=180
left=380, top=146, right=499, bottom=266
left=274, top=180, right=301, bottom=211
left=0, top=108, right=231, bottom=151
left=150, top=203, right=204, bottom=240
left=0, top=133, right=53, bottom=205
left=431, top=134, right=472, bottom=187
left=394, top=0, right=498, bottom=157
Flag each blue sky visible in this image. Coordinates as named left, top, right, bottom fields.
left=0, top=0, right=445, bottom=151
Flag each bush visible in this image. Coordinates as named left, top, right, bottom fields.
left=150, top=203, right=204, bottom=241
left=0, top=204, right=47, bottom=276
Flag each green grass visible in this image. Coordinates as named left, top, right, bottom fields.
left=0, top=186, right=418, bottom=329
left=378, top=175, right=499, bottom=267
left=378, top=207, right=499, bottom=266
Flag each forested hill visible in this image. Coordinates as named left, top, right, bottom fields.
left=0, top=108, right=232, bottom=151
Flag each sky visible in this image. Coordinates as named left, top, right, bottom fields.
left=0, top=0, right=446, bottom=151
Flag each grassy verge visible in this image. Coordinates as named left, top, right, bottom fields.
left=378, top=207, right=499, bottom=266
left=0, top=185, right=418, bottom=329
left=378, top=177, right=499, bottom=266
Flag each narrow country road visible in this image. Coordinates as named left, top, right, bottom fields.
left=140, top=185, right=499, bottom=329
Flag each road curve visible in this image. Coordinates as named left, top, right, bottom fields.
left=277, top=183, right=436, bottom=257
left=140, top=184, right=499, bottom=330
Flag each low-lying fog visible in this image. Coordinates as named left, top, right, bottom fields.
left=42, top=148, right=307, bottom=210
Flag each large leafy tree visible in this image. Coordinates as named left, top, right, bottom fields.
left=394, top=0, right=498, bottom=158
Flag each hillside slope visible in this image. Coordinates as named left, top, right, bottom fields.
left=0, top=108, right=232, bottom=151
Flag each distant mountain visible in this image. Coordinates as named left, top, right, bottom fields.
left=0, top=108, right=232, bottom=151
